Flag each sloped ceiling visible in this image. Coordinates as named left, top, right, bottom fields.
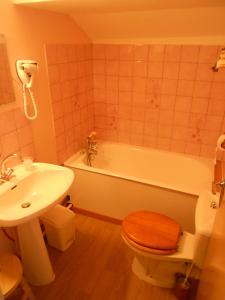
left=14, top=0, right=225, bottom=43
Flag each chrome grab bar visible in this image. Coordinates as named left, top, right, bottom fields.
left=214, top=179, right=225, bottom=208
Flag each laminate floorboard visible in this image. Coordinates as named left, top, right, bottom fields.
left=8, top=214, right=177, bottom=300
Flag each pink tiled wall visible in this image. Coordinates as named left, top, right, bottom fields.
left=92, top=44, right=225, bottom=158
left=46, top=44, right=94, bottom=164
left=0, top=108, right=35, bottom=163
left=46, top=43, right=225, bottom=162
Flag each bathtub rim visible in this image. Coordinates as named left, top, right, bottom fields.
left=64, top=141, right=213, bottom=197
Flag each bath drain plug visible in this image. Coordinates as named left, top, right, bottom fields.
left=21, top=202, right=31, bottom=208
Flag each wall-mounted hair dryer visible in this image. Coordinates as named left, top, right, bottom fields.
left=16, top=60, right=38, bottom=88
left=16, top=60, right=38, bottom=120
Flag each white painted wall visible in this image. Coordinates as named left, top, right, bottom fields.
left=13, top=0, right=225, bottom=44
left=72, top=7, right=225, bottom=44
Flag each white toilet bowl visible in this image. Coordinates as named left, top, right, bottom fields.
left=121, top=192, right=218, bottom=288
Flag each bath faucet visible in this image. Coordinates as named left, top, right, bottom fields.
left=0, top=153, right=22, bottom=181
left=86, top=132, right=98, bottom=166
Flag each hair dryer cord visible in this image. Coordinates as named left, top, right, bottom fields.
left=22, top=83, right=38, bottom=120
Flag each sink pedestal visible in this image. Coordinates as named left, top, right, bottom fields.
left=0, top=162, right=74, bottom=285
left=17, top=218, right=55, bottom=285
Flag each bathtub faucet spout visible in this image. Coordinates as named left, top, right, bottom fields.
left=86, top=132, right=98, bottom=166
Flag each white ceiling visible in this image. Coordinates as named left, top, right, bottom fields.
left=14, top=0, right=225, bottom=43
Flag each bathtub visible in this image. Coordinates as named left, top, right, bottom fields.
left=64, top=142, right=213, bottom=233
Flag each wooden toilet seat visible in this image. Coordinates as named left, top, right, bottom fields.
left=122, top=211, right=182, bottom=255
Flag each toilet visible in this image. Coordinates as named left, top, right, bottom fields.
left=121, top=191, right=218, bottom=288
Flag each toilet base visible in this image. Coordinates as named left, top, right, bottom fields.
left=132, top=255, right=187, bottom=288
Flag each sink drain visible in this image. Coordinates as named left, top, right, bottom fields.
left=21, top=202, right=31, bottom=208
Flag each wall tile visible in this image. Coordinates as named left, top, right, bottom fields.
left=133, top=61, right=147, bottom=77
left=172, top=126, right=188, bottom=141
left=160, top=95, right=175, bottom=110
left=118, top=131, right=131, bottom=144
left=143, top=135, right=157, bottom=147
left=93, top=44, right=105, bottom=60
left=130, top=133, right=143, bottom=146
left=161, top=79, right=178, bottom=95
left=175, top=96, right=192, bottom=112
left=199, top=46, right=219, bottom=63
left=17, top=125, right=33, bottom=147
left=105, top=45, right=119, bottom=60
left=133, top=77, right=146, bottom=93
left=1, top=131, right=20, bottom=156
left=46, top=42, right=225, bottom=162
left=213, top=68, right=225, bottom=82
left=119, top=76, right=133, bottom=91
left=106, top=76, right=119, bottom=91
left=173, top=112, right=190, bottom=126
left=119, top=61, right=133, bottom=77
left=159, top=110, right=174, bottom=125
left=148, top=45, right=165, bottom=62
left=46, top=43, right=94, bottom=163
left=119, top=91, right=132, bottom=105
left=196, top=64, right=214, bottom=81
left=179, top=63, right=197, bottom=80
left=133, top=92, right=146, bottom=107
left=148, top=62, right=164, bottom=78
left=0, top=110, right=16, bottom=135
left=191, top=98, right=209, bottom=114
left=177, top=80, right=194, bottom=97
left=193, top=81, right=212, bottom=98
left=145, top=109, right=159, bottom=124
left=93, top=60, right=105, bottom=75
left=164, top=45, right=181, bottom=62
left=181, top=45, right=200, bottom=63
left=106, top=61, right=119, bottom=76
left=48, top=65, right=60, bottom=84
left=134, top=45, right=149, bottom=61
left=119, top=45, right=134, bottom=61
left=144, top=122, right=158, bottom=136
left=132, top=107, right=145, bottom=121
left=157, top=137, right=171, bottom=150
left=185, top=142, right=201, bottom=156
left=146, top=78, right=162, bottom=95
left=211, top=82, right=225, bottom=100
left=118, top=105, right=132, bottom=119
left=163, top=62, right=180, bottom=79
left=208, top=99, right=225, bottom=116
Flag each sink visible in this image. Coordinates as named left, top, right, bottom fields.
left=0, top=162, right=74, bottom=286
left=0, top=163, right=74, bottom=226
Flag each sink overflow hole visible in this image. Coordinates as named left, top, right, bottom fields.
left=21, top=202, right=31, bottom=208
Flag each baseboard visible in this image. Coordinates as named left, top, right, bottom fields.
left=73, top=207, right=122, bottom=225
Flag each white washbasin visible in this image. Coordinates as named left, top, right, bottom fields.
left=0, top=163, right=74, bottom=227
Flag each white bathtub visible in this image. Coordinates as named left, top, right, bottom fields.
left=65, top=142, right=213, bottom=233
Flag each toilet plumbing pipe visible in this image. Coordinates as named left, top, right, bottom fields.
left=182, top=262, right=194, bottom=287
left=212, top=135, right=225, bottom=194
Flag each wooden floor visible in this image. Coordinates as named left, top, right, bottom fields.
left=9, top=214, right=177, bottom=300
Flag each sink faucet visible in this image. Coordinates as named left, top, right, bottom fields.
left=0, top=153, right=22, bottom=181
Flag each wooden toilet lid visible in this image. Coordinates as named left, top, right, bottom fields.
left=122, top=211, right=182, bottom=252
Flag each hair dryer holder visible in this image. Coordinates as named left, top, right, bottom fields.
left=16, top=60, right=38, bottom=88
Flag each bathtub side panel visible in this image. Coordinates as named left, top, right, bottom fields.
left=69, top=168, right=197, bottom=233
